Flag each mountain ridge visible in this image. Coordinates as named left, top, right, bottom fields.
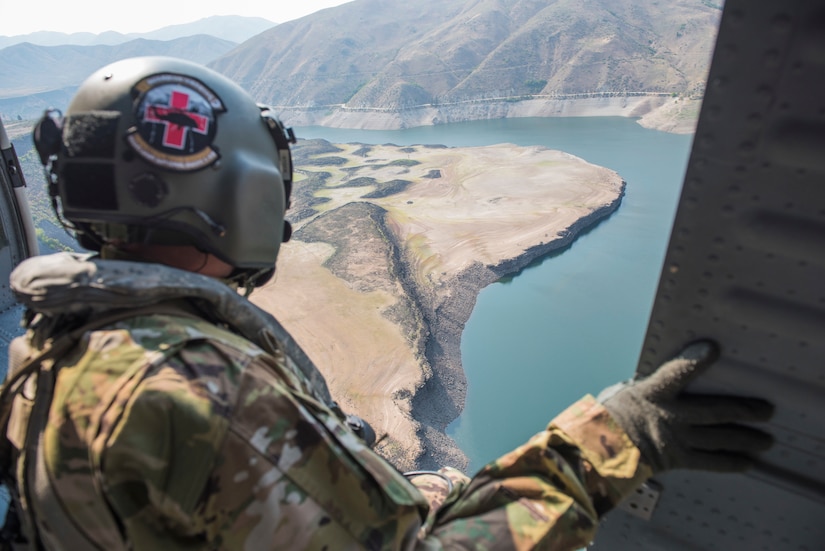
left=207, top=0, right=720, bottom=131
left=0, top=15, right=275, bottom=48
left=0, top=1, right=721, bottom=131
left=0, top=35, right=237, bottom=100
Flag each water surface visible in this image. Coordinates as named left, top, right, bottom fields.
left=296, top=117, right=693, bottom=473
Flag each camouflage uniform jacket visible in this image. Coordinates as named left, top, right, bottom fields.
left=3, top=254, right=652, bottom=550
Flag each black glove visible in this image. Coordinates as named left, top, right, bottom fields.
left=599, top=340, right=774, bottom=474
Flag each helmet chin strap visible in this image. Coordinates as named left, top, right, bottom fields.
left=225, top=266, right=277, bottom=297
left=138, top=206, right=227, bottom=237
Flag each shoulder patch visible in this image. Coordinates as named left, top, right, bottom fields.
left=127, top=73, right=226, bottom=172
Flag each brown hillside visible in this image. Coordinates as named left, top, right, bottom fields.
left=210, top=0, right=720, bottom=109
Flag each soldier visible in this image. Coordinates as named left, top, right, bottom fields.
left=0, top=57, right=773, bottom=550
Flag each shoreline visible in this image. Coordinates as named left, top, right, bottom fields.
left=409, top=187, right=627, bottom=471
left=251, top=141, right=629, bottom=472
left=276, top=96, right=701, bottom=135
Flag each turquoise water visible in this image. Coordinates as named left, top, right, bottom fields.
left=295, top=117, right=694, bottom=473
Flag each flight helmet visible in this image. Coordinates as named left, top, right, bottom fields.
left=34, top=56, right=295, bottom=286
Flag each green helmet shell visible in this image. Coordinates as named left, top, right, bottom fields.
left=52, top=56, right=293, bottom=273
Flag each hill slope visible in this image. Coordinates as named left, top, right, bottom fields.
left=252, top=138, right=626, bottom=468
left=210, top=0, right=720, bottom=128
left=1, top=1, right=720, bottom=131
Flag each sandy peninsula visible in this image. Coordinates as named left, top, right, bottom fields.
left=251, top=139, right=625, bottom=471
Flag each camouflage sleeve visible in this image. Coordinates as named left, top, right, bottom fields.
left=415, top=395, right=653, bottom=550
left=95, top=320, right=648, bottom=551
left=98, top=335, right=428, bottom=550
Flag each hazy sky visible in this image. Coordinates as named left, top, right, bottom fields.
left=0, top=0, right=355, bottom=36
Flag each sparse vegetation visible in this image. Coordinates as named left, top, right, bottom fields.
left=302, top=156, right=348, bottom=167
left=346, top=177, right=380, bottom=187
left=524, top=79, right=548, bottom=94
left=363, top=179, right=413, bottom=199
left=389, top=159, right=421, bottom=167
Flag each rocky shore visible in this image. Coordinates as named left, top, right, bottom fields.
left=410, top=190, right=626, bottom=471
left=251, top=139, right=627, bottom=472
left=276, top=95, right=701, bottom=135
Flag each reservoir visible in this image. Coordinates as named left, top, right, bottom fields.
left=295, top=117, right=694, bottom=473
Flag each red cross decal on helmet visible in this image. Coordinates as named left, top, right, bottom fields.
left=143, top=90, right=209, bottom=150
left=129, top=73, right=224, bottom=171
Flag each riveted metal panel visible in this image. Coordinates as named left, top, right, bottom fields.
left=593, top=0, right=825, bottom=549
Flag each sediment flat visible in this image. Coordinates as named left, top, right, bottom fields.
left=251, top=139, right=625, bottom=472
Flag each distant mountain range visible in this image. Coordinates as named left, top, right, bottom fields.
left=0, top=16, right=274, bottom=119
left=0, top=1, right=722, bottom=130
left=1, top=36, right=238, bottom=97
left=0, top=16, right=275, bottom=48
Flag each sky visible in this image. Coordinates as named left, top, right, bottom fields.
left=0, top=0, right=355, bottom=37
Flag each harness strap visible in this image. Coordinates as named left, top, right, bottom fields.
left=20, top=360, right=54, bottom=551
